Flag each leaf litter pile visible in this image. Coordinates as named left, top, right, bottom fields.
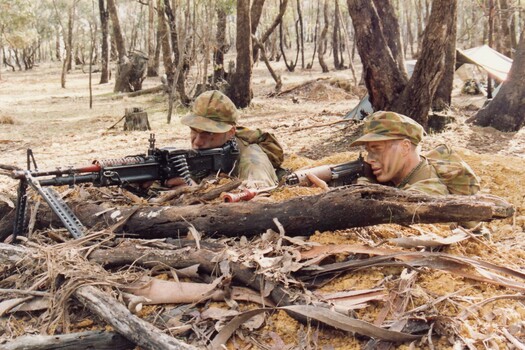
left=1, top=141, right=525, bottom=350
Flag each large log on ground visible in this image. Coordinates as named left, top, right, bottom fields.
left=26, top=185, right=516, bottom=238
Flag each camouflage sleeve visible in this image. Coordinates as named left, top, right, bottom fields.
left=237, top=143, right=278, bottom=188
left=402, top=178, right=450, bottom=195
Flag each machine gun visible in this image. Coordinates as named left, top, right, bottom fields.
left=285, top=154, right=373, bottom=187
left=12, top=134, right=239, bottom=241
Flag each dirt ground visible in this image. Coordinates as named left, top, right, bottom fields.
left=2, top=59, right=525, bottom=349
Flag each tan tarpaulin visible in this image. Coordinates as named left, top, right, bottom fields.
left=456, top=45, right=513, bottom=82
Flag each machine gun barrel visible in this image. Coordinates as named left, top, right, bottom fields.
left=11, top=134, right=240, bottom=242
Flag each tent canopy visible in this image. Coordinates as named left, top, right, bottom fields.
left=345, top=45, right=513, bottom=120
left=456, top=45, right=512, bottom=82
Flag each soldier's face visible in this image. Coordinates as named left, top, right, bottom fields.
left=190, top=127, right=235, bottom=149
left=365, top=140, right=406, bottom=184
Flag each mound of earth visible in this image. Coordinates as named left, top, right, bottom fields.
left=277, top=77, right=366, bottom=102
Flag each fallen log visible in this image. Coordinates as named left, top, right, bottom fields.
left=28, top=185, right=514, bottom=239
left=111, top=84, right=165, bottom=99
left=1, top=330, right=134, bottom=350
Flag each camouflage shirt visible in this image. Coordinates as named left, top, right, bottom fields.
left=234, top=136, right=278, bottom=188
left=398, top=157, right=449, bottom=195
left=357, top=157, right=449, bottom=195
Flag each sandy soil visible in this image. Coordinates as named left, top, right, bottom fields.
left=2, top=60, right=525, bottom=348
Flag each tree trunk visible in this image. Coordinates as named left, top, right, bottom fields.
left=333, top=0, right=342, bottom=69
left=21, top=186, right=513, bottom=240
left=471, top=29, right=525, bottom=131
left=107, top=0, right=133, bottom=93
left=499, top=0, right=513, bottom=58
left=416, top=0, right=424, bottom=56
left=66, top=5, right=74, bottom=72
left=510, top=5, right=518, bottom=54
left=158, top=0, right=174, bottom=89
left=61, top=4, right=76, bottom=88
left=99, top=0, right=110, bottom=84
left=213, top=6, right=228, bottom=83
left=163, top=0, right=190, bottom=106
left=391, top=0, right=457, bottom=127
left=308, top=0, right=320, bottom=69
left=317, top=0, right=329, bottom=73
left=251, top=0, right=266, bottom=61
left=346, top=0, right=408, bottom=110
left=278, top=0, right=296, bottom=72
left=147, top=0, right=158, bottom=77
left=431, top=0, right=458, bottom=111
left=372, top=0, right=406, bottom=73
left=227, top=0, right=253, bottom=108
left=251, top=0, right=265, bottom=35
left=336, top=4, right=357, bottom=84
left=296, top=0, right=305, bottom=69
left=348, top=0, right=457, bottom=128
left=404, top=3, right=415, bottom=58
left=55, top=26, right=61, bottom=61
left=259, top=0, right=288, bottom=49
left=486, top=0, right=495, bottom=98
left=107, top=0, right=148, bottom=92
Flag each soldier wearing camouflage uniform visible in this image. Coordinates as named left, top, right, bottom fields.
left=178, top=90, right=278, bottom=188
left=351, top=111, right=479, bottom=196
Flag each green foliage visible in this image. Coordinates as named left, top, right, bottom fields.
left=216, top=0, right=236, bottom=14
left=0, top=0, right=38, bottom=48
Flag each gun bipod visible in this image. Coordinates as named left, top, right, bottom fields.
left=25, top=172, right=85, bottom=239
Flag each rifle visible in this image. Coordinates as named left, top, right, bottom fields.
left=285, top=154, right=373, bottom=187
left=11, top=134, right=240, bottom=241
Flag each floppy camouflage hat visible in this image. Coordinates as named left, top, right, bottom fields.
left=180, top=90, right=238, bottom=133
left=350, top=111, right=424, bottom=146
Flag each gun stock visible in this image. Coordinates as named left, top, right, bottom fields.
left=285, top=155, right=372, bottom=187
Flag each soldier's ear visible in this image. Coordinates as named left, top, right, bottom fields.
left=401, top=139, right=412, bottom=155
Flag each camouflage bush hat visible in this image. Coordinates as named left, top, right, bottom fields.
left=350, top=111, right=424, bottom=146
left=180, top=90, right=238, bottom=133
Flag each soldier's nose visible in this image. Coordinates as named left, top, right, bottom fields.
left=193, top=134, right=207, bottom=148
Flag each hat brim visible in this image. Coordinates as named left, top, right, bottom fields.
left=180, top=114, right=235, bottom=133
left=349, top=134, right=404, bottom=147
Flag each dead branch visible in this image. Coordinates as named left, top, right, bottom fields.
left=111, top=85, right=165, bottom=100
left=74, top=285, right=197, bottom=350
left=20, top=185, right=513, bottom=239
left=1, top=330, right=133, bottom=350
left=291, top=118, right=348, bottom=132
left=0, top=164, right=22, bottom=172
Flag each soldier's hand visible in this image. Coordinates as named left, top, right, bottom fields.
left=165, top=177, right=188, bottom=187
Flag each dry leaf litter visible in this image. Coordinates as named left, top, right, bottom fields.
left=1, top=74, right=525, bottom=349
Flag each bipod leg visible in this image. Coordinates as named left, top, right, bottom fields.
left=25, top=173, right=85, bottom=239
left=12, top=179, right=29, bottom=242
